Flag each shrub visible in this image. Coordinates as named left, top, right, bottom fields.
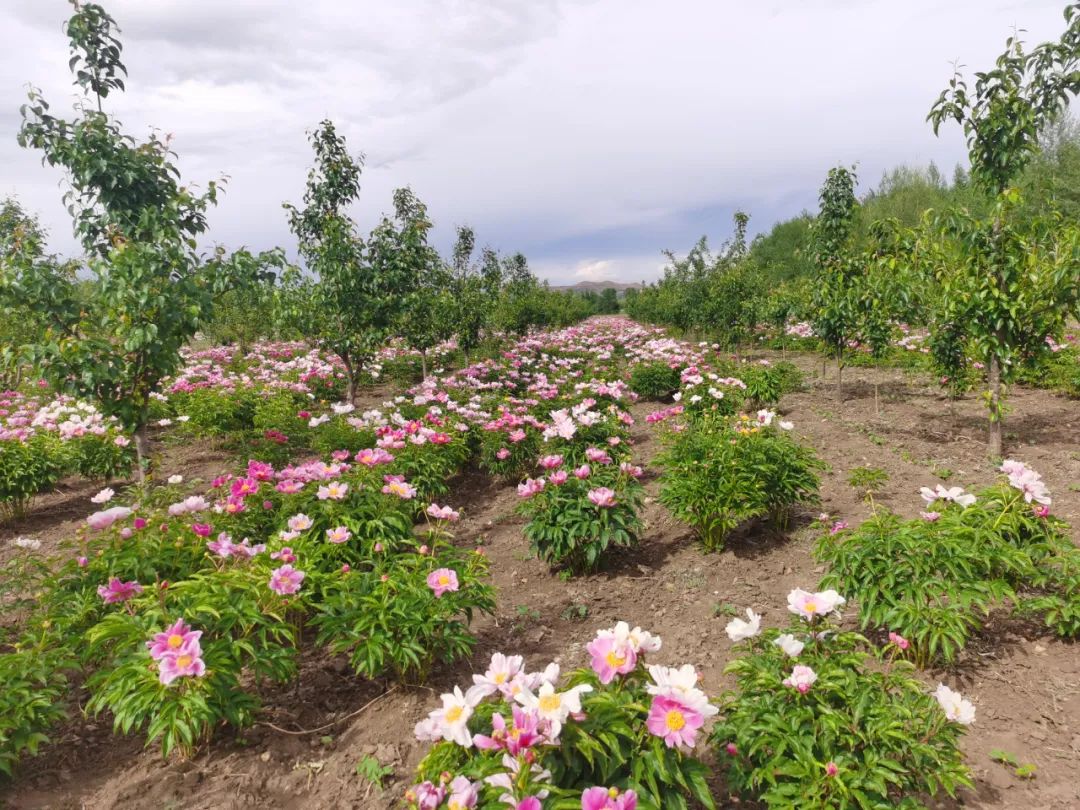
left=816, top=463, right=1080, bottom=665
left=408, top=621, right=716, bottom=810
left=657, top=413, right=821, bottom=551
left=0, top=646, right=72, bottom=776
left=629, top=361, right=681, bottom=400
left=712, top=590, right=973, bottom=809
left=519, top=463, right=644, bottom=574
left=68, top=432, right=135, bottom=481
left=0, top=434, right=67, bottom=519
left=314, top=543, right=495, bottom=680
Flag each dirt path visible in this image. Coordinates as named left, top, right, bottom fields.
left=3, top=355, right=1079, bottom=809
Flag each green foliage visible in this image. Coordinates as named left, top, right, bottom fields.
left=313, top=544, right=495, bottom=680
left=6, top=2, right=261, bottom=473
left=0, top=434, right=68, bottom=519
left=847, top=466, right=889, bottom=496
left=0, top=646, right=72, bottom=776
left=520, top=471, right=643, bottom=574
left=816, top=481, right=1080, bottom=666
left=283, top=122, right=427, bottom=400
left=628, top=361, right=682, bottom=400
left=657, top=414, right=821, bottom=551
left=712, top=618, right=972, bottom=809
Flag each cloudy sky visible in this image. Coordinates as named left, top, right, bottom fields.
left=1, top=1, right=1072, bottom=284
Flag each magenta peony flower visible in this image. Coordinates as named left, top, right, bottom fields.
left=97, top=577, right=142, bottom=604
left=585, top=635, right=636, bottom=684
left=147, top=619, right=201, bottom=661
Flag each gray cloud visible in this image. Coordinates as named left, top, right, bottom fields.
left=1, top=0, right=1071, bottom=283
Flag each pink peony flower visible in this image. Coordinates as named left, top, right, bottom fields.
left=191, top=522, right=212, bottom=537
left=426, top=503, right=460, bottom=522
left=539, top=454, right=564, bottom=469
left=147, top=619, right=201, bottom=660
left=586, top=634, right=636, bottom=684
left=157, top=644, right=207, bottom=686
left=381, top=475, right=416, bottom=500
left=496, top=448, right=511, bottom=460
left=825, top=761, right=839, bottom=777
left=427, top=568, right=460, bottom=598
left=782, top=664, right=818, bottom=693
left=581, top=786, right=638, bottom=810
left=549, top=470, right=569, bottom=485
left=574, top=464, right=591, bottom=479
left=888, top=631, right=910, bottom=650
left=86, top=506, right=133, bottom=531
left=517, top=477, right=546, bottom=498
left=271, top=546, right=296, bottom=563
left=317, top=481, right=349, bottom=500
left=326, top=526, right=352, bottom=544
left=587, top=487, right=617, bottom=508
left=97, top=577, right=143, bottom=604
left=269, top=564, right=305, bottom=596
left=646, top=694, right=704, bottom=749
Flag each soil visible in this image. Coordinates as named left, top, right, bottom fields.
left=2, top=355, right=1078, bottom=810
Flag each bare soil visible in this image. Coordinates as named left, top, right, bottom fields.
left=2, top=356, right=1079, bottom=809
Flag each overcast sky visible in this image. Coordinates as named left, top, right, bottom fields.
left=1, top=1, right=1072, bottom=284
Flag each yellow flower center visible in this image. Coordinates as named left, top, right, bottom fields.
left=493, top=673, right=507, bottom=684
left=176, top=655, right=193, bottom=669
left=804, top=601, right=816, bottom=614
left=167, top=634, right=183, bottom=648
left=665, top=710, right=686, bottom=731
left=605, top=650, right=626, bottom=668
left=538, top=693, right=562, bottom=713
left=438, top=575, right=450, bottom=586
left=444, top=706, right=463, bottom=724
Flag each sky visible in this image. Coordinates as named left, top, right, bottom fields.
left=1, top=1, right=1073, bottom=285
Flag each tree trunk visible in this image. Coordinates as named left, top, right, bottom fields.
left=874, top=381, right=880, bottom=417
left=421, top=350, right=428, bottom=381
left=987, top=354, right=1003, bottom=458
left=342, top=355, right=356, bottom=404
left=133, top=424, right=150, bottom=483
left=835, top=351, right=843, bottom=404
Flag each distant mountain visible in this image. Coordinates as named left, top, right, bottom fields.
left=549, top=280, right=646, bottom=293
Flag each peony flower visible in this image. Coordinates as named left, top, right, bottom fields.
left=920, top=511, right=941, bottom=521
left=381, top=475, right=416, bottom=500
left=787, top=588, right=845, bottom=621
left=472, top=652, right=526, bottom=698
left=147, top=619, right=201, bottom=660
left=581, top=786, right=638, bottom=810
left=573, top=464, right=591, bottom=479
left=825, top=761, right=839, bottom=777
left=97, top=577, right=143, bottom=604
left=86, top=506, right=133, bottom=531
left=287, top=513, right=313, bottom=533
left=427, top=568, right=460, bottom=598
left=725, top=608, right=761, bottom=642
left=426, top=503, right=460, bottom=522
left=888, top=631, right=910, bottom=650
left=920, top=484, right=976, bottom=507
left=782, top=664, right=818, bottom=693
left=270, top=546, right=296, bottom=563
left=646, top=694, right=704, bottom=749
left=269, top=564, right=305, bottom=596
left=431, top=685, right=486, bottom=747
left=474, top=705, right=543, bottom=755
left=157, top=643, right=206, bottom=686
left=90, top=487, right=114, bottom=504
left=586, top=634, right=636, bottom=684
left=773, top=633, right=805, bottom=657
left=317, top=481, right=349, bottom=500
left=587, top=487, right=617, bottom=508
left=645, top=664, right=717, bottom=717
left=515, top=681, right=593, bottom=738
left=517, top=477, right=546, bottom=498
left=539, top=454, right=563, bottom=469
left=326, top=526, right=351, bottom=544
left=934, top=683, right=975, bottom=724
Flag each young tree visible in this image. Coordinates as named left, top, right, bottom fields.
left=284, top=122, right=423, bottom=401
left=8, top=1, right=235, bottom=476
left=926, top=4, right=1080, bottom=455
left=810, top=166, right=860, bottom=401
